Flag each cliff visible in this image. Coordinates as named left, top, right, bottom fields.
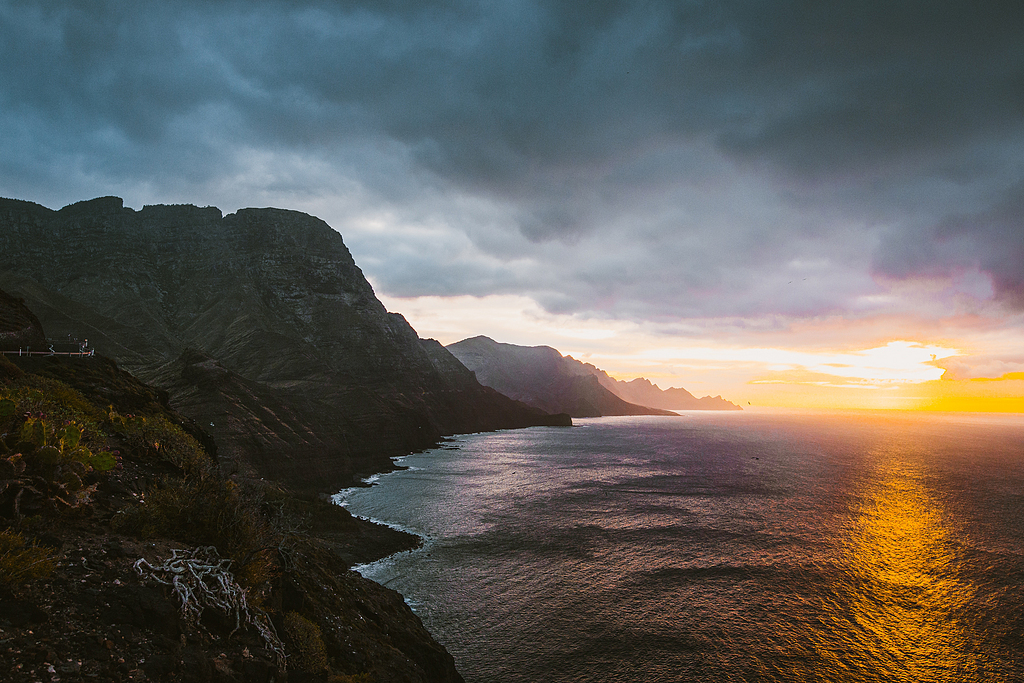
left=446, top=336, right=677, bottom=418
left=0, top=289, right=45, bottom=352
left=0, top=291, right=462, bottom=681
left=0, top=197, right=569, bottom=492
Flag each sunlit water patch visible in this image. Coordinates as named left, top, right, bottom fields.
left=336, top=412, right=1024, bottom=682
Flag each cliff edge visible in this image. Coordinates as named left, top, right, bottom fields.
left=0, top=197, right=569, bottom=492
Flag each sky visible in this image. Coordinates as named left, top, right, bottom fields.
left=2, top=0, right=1023, bottom=411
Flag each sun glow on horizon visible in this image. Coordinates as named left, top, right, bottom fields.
left=374, top=291, right=1022, bottom=413
left=634, top=340, right=959, bottom=385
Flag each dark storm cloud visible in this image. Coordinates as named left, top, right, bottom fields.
left=2, top=0, right=1023, bottom=313
left=875, top=184, right=1024, bottom=308
left=715, top=2, right=1024, bottom=173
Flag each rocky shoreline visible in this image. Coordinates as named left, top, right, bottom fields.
left=0, top=196, right=571, bottom=682
left=0, top=350, right=462, bottom=682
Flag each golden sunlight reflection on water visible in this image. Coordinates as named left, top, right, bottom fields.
left=796, top=451, right=982, bottom=681
left=345, top=413, right=1024, bottom=682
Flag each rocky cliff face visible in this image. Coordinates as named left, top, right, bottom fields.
left=446, top=335, right=677, bottom=418
left=0, top=289, right=46, bottom=352
left=0, top=196, right=568, bottom=491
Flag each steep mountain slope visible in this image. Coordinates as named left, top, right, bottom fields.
left=446, top=336, right=677, bottom=417
left=0, top=289, right=46, bottom=351
left=0, top=196, right=568, bottom=491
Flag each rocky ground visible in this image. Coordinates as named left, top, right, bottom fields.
left=0, top=352, right=459, bottom=683
left=1, top=519, right=438, bottom=683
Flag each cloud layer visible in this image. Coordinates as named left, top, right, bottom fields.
left=3, top=0, right=1023, bottom=332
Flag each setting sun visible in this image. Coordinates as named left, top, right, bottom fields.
left=380, top=289, right=1023, bottom=412
left=3, top=2, right=1024, bottom=681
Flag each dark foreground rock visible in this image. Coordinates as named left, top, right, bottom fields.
left=0, top=527, right=458, bottom=683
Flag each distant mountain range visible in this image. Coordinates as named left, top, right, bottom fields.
left=588, top=369, right=741, bottom=411
left=447, top=336, right=740, bottom=417
left=0, top=196, right=568, bottom=491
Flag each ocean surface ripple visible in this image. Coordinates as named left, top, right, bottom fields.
left=337, top=411, right=1024, bottom=682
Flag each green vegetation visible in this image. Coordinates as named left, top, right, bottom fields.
left=1, top=360, right=286, bottom=586
left=113, top=475, right=277, bottom=588
left=2, top=376, right=104, bottom=424
left=106, top=408, right=207, bottom=475
left=1, top=370, right=272, bottom=577
left=1, top=364, right=289, bottom=657
left=1, top=380, right=117, bottom=516
left=103, top=408, right=280, bottom=596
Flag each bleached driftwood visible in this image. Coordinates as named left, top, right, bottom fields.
left=134, top=546, right=285, bottom=668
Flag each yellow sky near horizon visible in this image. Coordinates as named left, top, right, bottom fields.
left=376, top=291, right=1024, bottom=413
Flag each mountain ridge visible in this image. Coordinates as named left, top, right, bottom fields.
left=447, top=335, right=741, bottom=415
left=0, top=196, right=569, bottom=492
left=447, top=335, right=675, bottom=417
left=584, top=365, right=742, bottom=411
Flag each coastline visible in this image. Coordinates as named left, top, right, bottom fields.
left=0, top=352, right=466, bottom=682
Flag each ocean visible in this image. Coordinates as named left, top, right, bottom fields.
left=336, top=411, right=1024, bottom=682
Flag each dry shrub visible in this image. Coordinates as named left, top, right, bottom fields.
left=114, top=476, right=272, bottom=568
left=135, top=546, right=285, bottom=668
left=283, top=611, right=328, bottom=674
left=0, top=355, right=23, bottom=381
left=0, top=528, right=55, bottom=587
left=107, top=409, right=209, bottom=474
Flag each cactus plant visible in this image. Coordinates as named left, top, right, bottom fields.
left=1, top=413, right=116, bottom=516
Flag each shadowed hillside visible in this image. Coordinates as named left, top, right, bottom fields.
left=446, top=336, right=678, bottom=417
left=0, top=289, right=45, bottom=352
left=448, top=335, right=741, bottom=415
left=0, top=196, right=568, bottom=492
left=0, top=292, right=463, bottom=682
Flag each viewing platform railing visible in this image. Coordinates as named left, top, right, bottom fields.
left=1, top=350, right=95, bottom=357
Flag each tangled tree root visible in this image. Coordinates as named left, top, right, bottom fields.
left=134, top=546, right=286, bottom=670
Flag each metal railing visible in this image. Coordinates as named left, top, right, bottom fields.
left=1, top=349, right=95, bottom=357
